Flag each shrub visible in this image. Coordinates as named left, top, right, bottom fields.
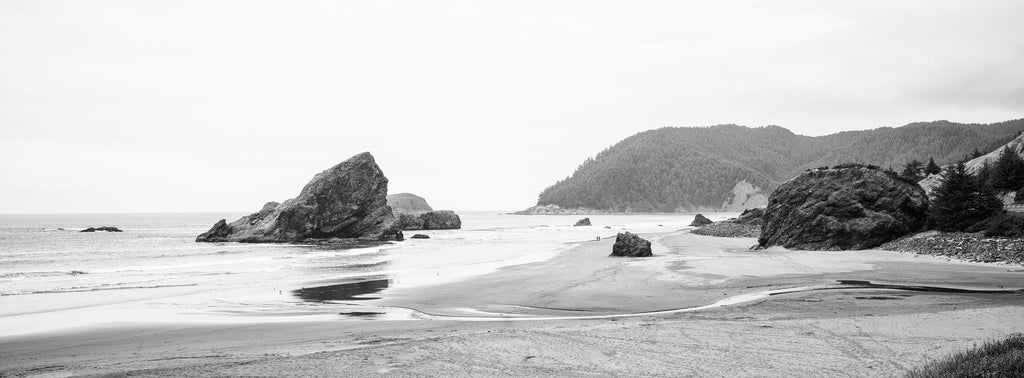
left=905, top=334, right=1024, bottom=378
left=967, top=212, right=1024, bottom=237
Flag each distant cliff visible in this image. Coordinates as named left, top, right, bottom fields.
left=530, top=119, right=1023, bottom=213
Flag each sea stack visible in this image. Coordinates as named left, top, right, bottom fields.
left=196, top=152, right=400, bottom=243
left=690, top=214, right=713, bottom=226
left=574, top=218, right=591, bottom=226
left=758, top=165, right=928, bottom=250
left=610, top=232, right=652, bottom=257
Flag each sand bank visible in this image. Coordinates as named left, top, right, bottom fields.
left=2, top=230, right=1023, bottom=377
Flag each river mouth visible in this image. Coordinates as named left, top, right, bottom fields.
left=352, top=280, right=1024, bottom=322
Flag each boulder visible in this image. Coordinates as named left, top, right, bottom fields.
left=610, top=232, right=652, bottom=257
left=735, top=208, right=765, bottom=225
left=574, top=217, right=591, bottom=226
left=196, top=152, right=400, bottom=243
left=80, top=226, right=122, bottom=232
left=386, top=193, right=434, bottom=213
left=395, top=231, right=405, bottom=241
left=757, top=165, right=929, bottom=250
left=410, top=234, right=430, bottom=239
left=690, top=214, right=713, bottom=226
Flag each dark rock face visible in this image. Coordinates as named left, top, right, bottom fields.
left=410, top=234, right=430, bottom=239
left=80, top=226, right=122, bottom=232
left=690, top=214, right=713, bottom=226
left=574, top=218, right=591, bottom=226
left=395, top=231, right=404, bottom=241
left=610, top=232, right=652, bottom=257
left=758, top=166, right=929, bottom=250
left=196, top=152, right=400, bottom=243
left=397, top=210, right=462, bottom=230
left=735, top=208, right=765, bottom=225
left=386, top=193, right=434, bottom=213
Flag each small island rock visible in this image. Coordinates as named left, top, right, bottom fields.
left=80, top=226, right=122, bottom=233
left=574, top=218, right=591, bottom=226
left=610, top=232, right=652, bottom=257
left=410, top=234, right=430, bottom=239
left=196, top=152, right=400, bottom=243
left=757, top=165, right=928, bottom=250
left=690, top=214, right=713, bottom=227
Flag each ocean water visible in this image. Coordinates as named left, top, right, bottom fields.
left=0, top=211, right=712, bottom=337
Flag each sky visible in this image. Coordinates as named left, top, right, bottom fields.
left=1, top=1, right=1023, bottom=213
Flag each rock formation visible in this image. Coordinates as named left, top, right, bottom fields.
left=735, top=208, right=765, bottom=225
left=80, top=226, right=122, bottom=232
left=574, top=218, right=591, bottom=226
left=690, top=214, right=713, bottom=227
left=196, top=152, right=400, bottom=243
left=758, top=165, right=929, bottom=250
left=386, top=193, right=434, bottom=213
left=410, top=234, right=430, bottom=239
left=396, top=210, right=462, bottom=230
left=610, top=232, right=652, bottom=257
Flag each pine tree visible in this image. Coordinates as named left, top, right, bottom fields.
left=976, top=161, right=993, bottom=188
left=923, top=158, right=941, bottom=175
left=900, top=160, right=925, bottom=181
left=991, top=147, right=1024, bottom=191
left=929, top=162, right=1003, bottom=231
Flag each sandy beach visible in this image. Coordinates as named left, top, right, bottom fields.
left=3, top=229, right=1023, bottom=377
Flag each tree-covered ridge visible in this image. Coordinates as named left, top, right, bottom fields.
left=536, top=119, right=1024, bottom=212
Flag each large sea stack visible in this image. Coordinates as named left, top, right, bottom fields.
left=196, top=152, right=400, bottom=243
left=610, top=232, right=652, bottom=257
left=758, top=165, right=928, bottom=250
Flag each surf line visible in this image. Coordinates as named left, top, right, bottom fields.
left=384, top=280, right=1023, bottom=322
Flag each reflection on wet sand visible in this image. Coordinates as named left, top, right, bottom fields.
left=293, top=276, right=391, bottom=301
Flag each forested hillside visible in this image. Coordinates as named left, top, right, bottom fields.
left=533, top=119, right=1024, bottom=212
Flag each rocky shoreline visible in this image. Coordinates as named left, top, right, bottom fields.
left=879, top=232, right=1024, bottom=265
left=690, top=222, right=761, bottom=238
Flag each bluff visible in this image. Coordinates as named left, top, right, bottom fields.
left=196, top=152, right=400, bottom=243
left=757, top=165, right=929, bottom=250
left=386, top=193, right=434, bottom=213
left=529, top=119, right=1023, bottom=213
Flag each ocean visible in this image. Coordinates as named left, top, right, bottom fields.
left=0, top=211, right=709, bottom=337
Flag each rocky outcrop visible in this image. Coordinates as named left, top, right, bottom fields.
left=880, top=232, right=1024, bottom=265
left=690, top=214, right=713, bottom=226
left=574, top=218, right=591, bottom=226
left=410, top=234, right=430, bottom=239
left=735, top=208, right=764, bottom=225
left=396, top=210, right=462, bottom=230
left=758, top=165, right=929, bottom=250
left=196, top=152, right=400, bottom=243
left=80, top=226, right=122, bottom=232
left=610, top=232, right=652, bottom=257
left=512, top=204, right=615, bottom=215
left=386, top=193, right=434, bottom=213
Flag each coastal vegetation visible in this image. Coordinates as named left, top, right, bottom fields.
left=534, top=119, right=1024, bottom=212
left=905, top=334, right=1024, bottom=378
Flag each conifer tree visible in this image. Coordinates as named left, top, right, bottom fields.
left=991, top=147, right=1024, bottom=191
left=924, top=158, right=941, bottom=175
left=900, top=160, right=924, bottom=181
left=929, top=163, right=1003, bottom=231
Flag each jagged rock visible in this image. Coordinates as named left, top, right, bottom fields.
left=690, top=214, right=713, bottom=227
left=196, top=152, right=400, bottom=243
left=410, top=234, right=430, bottom=239
left=758, top=165, right=928, bottom=250
left=386, top=193, right=434, bottom=213
left=610, top=232, right=652, bottom=257
left=574, top=218, right=591, bottom=226
left=80, top=226, right=122, bottom=233
left=735, top=208, right=765, bottom=225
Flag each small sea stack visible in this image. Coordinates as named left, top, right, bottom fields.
left=610, top=232, right=652, bottom=257
left=690, top=214, right=712, bottom=226
left=80, top=226, right=122, bottom=233
left=574, top=218, right=591, bottom=226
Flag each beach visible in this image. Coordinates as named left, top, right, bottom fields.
left=2, top=220, right=1023, bottom=377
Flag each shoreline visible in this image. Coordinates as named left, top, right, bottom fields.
left=3, top=229, right=1023, bottom=377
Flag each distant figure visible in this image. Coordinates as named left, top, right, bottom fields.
left=596, top=236, right=601, bottom=241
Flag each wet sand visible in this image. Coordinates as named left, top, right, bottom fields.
left=2, top=230, right=1023, bottom=377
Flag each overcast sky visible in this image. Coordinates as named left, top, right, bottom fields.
left=2, top=1, right=1023, bottom=213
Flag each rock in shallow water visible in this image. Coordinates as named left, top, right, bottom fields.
left=690, top=214, right=713, bottom=227
left=196, top=152, right=400, bottom=243
left=574, top=218, right=591, bottom=226
left=757, top=165, right=928, bottom=250
left=80, top=226, right=122, bottom=232
left=610, top=232, right=652, bottom=257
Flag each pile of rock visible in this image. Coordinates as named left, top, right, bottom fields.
left=689, top=209, right=764, bottom=238
left=880, top=232, right=1024, bottom=265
